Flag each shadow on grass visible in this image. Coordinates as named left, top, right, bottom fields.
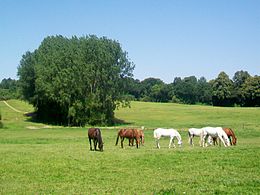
left=24, top=112, right=133, bottom=127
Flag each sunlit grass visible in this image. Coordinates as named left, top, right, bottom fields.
left=0, top=100, right=259, bottom=194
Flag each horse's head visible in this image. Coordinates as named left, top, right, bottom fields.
left=233, top=137, right=237, bottom=145
left=177, top=140, right=182, bottom=147
left=99, top=141, right=104, bottom=152
left=224, top=136, right=231, bottom=146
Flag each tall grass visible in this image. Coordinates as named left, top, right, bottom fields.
left=0, top=100, right=259, bottom=194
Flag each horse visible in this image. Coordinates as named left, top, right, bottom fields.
left=115, top=128, right=140, bottom=148
left=153, top=128, right=182, bottom=149
left=129, top=127, right=145, bottom=146
left=88, top=128, right=104, bottom=151
left=223, top=127, right=237, bottom=145
left=188, top=128, right=215, bottom=147
left=201, top=127, right=230, bottom=147
left=188, top=128, right=204, bottom=146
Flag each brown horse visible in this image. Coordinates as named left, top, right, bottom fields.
left=88, top=128, right=104, bottom=151
left=115, top=128, right=140, bottom=148
left=223, top=127, right=237, bottom=145
left=129, top=129, right=145, bottom=146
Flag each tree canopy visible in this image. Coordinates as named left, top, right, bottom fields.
left=17, top=35, right=134, bottom=126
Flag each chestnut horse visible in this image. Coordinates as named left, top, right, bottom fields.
left=115, top=128, right=140, bottom=148
left=88, top=128, right=104, bottom=151
left=129, top=127, right=145, bottom=146
left=223, top=127, right=237, bottom=145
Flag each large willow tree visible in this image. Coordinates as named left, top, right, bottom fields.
left=18, top=35, right=134, bottom=126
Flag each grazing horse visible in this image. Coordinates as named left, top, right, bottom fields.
left=223, top=127, right=237, bottom=145
left=188, top=128, right=215, bottom=147
left=153, top=128, right=182, bottom=149
left=202, top=127, right=230, bottom=147
left=188, top=128, right=204, bottom=146
left=129, top=127, right=145, bottom=146
left=115, top=128, right=140, bottom=148
left=88, top=128, right=104, bottom=151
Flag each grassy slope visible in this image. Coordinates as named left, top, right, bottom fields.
left=0, top=100, right=259, bottom=194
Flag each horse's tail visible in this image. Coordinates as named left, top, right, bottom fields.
left=153, top=130, right=158, bottom=138
left=97, top=128, right=104, bottom=151
left=115, top=131, right=120, bottom=146
left=188, top=130, right=191, bottom=144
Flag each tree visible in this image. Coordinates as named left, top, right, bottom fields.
left=232, top=70, right=251, bottom=105
left=173, top=76, right=199, bottom=104
left=139, top=78, right=165, bottom=101
left=0, top=78, right=19, bottom=100
left=240, top=76, right=260, bottom=106
left=17, top=35, right=134, bottom=126
left=125, top=78, right=141, bottom=100
left=197, top=77, right=212, bottom=105
left=212, top=71, right=234, bottom=106
left=150, top=84, right=171, bottom=102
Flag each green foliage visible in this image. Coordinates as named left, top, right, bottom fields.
left=0, top=78, right=19, bottom=100
left=233, top=70, right=251, bottom=105
left=125, top=72, right=259, bottom=107
left=212, top=71, right=234, bottom=106
left=241, top=76, right=260, bottom=106
left=17, top=35, right=134, bottom=126
left=173, top=76, right=199, bottom=104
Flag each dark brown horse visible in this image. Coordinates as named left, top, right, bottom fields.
left=115, top=128, right=140, bottom=148
left=223, top=127, right=237, bottom=145
left=88, top=128, right=104, bottom=151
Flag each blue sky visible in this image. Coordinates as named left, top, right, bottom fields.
left=0, top=0, right=259, bottom=83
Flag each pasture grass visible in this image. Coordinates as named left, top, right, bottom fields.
left=0, top=100, right=259, bottom=194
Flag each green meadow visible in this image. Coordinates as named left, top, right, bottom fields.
left=0, top=100, right=259, bottom=194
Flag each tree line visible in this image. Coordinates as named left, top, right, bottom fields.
left=2, top=70, right=259, bottom=108
left=0, top=34, right=259, bottom=126
left=125, top=70, right=260, bottom=107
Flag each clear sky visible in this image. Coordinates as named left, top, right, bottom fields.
left=0, top=0, right=259, bottom=83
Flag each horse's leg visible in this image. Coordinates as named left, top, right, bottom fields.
left=228, top=136, right=232, bottom=146
left=189, top=135, right=193, bottom=146
left=188, top=132, right=193, bottom=146
left=89, top=138, right=92, bottom=151
left=94, top=139, right=98, bottom=150
left=135, top=137, right=139, bottom=148
left=218, top=136, right=227, bottom=147
left=203, top=135, right=208, bottom=147
left=121, top=137, right=124, bottom=148
left=156, top=138, right=160, bottom=149
left=201, top=133, right=205, bottom=147
left=169, top=137, right=173, bottom=148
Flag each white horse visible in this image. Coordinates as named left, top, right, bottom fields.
left=153, top=128, right=182, bottom=149
left=188, top=128, right=214, bottom=147
left=202, top=127, right=230, bottom=147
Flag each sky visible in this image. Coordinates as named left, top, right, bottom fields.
left=0, top=0, right=259, bottom=83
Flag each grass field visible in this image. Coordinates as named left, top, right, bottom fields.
left=0, top=100, right=259, bottom=194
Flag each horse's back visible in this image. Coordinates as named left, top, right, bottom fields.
left=154, top=128, right=178, bottom=137
left=203, top=127, right=227, bottom=137
left=88, top=128, right=100, bottom=138
left=188, top=128, right=203, bottom=136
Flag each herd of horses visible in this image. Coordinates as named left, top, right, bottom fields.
left=88, top=126, right=237, bottom=151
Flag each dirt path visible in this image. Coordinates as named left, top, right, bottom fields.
left=3, top=101, right=27, bottom=114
